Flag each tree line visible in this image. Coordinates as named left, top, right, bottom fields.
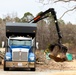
left=0, top=12, right=76, bottom=50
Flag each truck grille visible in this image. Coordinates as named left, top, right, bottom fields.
left=12, top=51, right=28, bottom=61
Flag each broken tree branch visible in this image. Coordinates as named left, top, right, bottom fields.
left=59, top=6, right=76, bottom=19
left=54, top=0, right=76, bottom=3
left=38, top=0, right=76, bottom=3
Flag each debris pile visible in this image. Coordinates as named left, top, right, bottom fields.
left=35, top=50, right=76, bottom=71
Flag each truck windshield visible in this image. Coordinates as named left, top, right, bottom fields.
left=9, top=39, right=32, bottom=46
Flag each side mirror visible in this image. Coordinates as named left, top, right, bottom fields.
left=36, top=42, right=39, bottom=49
left=32, top=38, right=35, bottom=46
left=2, top=41, right=5, bottom=48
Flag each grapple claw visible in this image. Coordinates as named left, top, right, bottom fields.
left=49, top=43, right=68, bottom=62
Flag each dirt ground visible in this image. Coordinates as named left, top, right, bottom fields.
left=35, top=49, right=76, bottom=71
left=0, top=48, right=76, bottom=71
left=0, top=59, right=76, bottom=71
left=36, top=59, right=76, bottom=71
left=0, top=48, right=76, bottom=75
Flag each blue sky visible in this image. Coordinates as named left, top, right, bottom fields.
left=0, top=0, right=76, bottom=24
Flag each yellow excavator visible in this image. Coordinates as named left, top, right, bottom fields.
left=29, top=8, right=68, bottom=62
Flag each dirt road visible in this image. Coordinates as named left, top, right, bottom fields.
left=0, top=48, right=76, bottom=75
left=0, top=69, right=76, bottom=75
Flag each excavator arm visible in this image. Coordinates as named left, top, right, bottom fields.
left=29, top=8, right=62, bottom=44
left=29, top=8, right=68, bottom=62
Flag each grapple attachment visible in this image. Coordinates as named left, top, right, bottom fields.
left=49, top=44, right=68, bottom=62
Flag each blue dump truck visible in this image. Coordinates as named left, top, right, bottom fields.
left=4, top=22, right=37, bottom=71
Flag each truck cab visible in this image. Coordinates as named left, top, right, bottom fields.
left=4, top=22, right=37, bottom=71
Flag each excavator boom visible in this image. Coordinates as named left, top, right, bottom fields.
left=29, top=8, right=62, bottom=44
left=29, top=8, right=68, bottom=62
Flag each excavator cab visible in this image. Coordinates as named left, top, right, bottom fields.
left=29, top=8, right=68, bottom=62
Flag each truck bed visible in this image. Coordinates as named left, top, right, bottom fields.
left=6, top=22, right=37, bottom=38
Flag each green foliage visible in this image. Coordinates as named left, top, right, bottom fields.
left=24, top=12, right=33, bottom=17
left=58, top=19, right=65, bottom=25
left=36, top=11, right=43, bottom=16
left=47, top=44, right=52, bottom=50
left=0, top=42, right=2, bottom=48
left=44, top=43, right=52, bottom=54
left=21, top=12, right=34, bottom=22
left=44, top=48, right=50, bottom=54
left=14, top=17, right=21, bottom=22
left=0, top=18, right=3, bottom=24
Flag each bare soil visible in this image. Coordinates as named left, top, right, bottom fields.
left=35, top=50, right=76, bottom=71
left=0, top=48, right=76, bottom=72
left=36, top=59, right=76, bottom=71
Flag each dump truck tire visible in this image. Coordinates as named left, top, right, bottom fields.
left=30, top=68, right=36, bottom=71
left=4, top=66, right=9, bottom=71
left=4, top=61, right=9, bottom=71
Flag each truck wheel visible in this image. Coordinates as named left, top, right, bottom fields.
left=4, top=66, right=9, bottom=71
left=30, top=68, right=35, bottom=71
left=4, top=61, right=9, bottom=71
